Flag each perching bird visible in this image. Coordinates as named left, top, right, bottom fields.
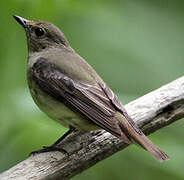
left=13, top=15, right=169, bottom=162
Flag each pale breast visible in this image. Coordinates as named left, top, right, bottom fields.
left=27, top=70, right=99, bottom=130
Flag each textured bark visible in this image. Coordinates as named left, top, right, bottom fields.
left=1, top=76, right=184, bottom=180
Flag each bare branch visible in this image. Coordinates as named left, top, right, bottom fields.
left=1, top=76, right=184, bottom=180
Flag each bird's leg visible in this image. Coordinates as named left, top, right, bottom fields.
left=30, top=126, right=77, bottom=155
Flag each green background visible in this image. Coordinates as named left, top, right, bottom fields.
left=0, top=0, right=184, bottom=179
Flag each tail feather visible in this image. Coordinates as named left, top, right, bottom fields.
left=117, top=113, right=169, bottom=162
left=131, top=132, right=169, bottom=162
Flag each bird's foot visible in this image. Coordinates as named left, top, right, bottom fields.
left=30, top=126, right=76, bottom=156
left=30, top=145, right=69, bottom=156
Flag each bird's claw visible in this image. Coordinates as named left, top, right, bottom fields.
left=30, top=145, right=69, bottom=156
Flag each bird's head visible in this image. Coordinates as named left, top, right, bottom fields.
left=13, top=15, right=69, bottom=53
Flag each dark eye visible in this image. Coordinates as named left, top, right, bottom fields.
left=35, top=28, right=45, bottom=37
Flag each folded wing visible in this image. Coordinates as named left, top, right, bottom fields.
left=32, top=58, right=131, bottom=144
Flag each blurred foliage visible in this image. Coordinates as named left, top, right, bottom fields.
left=0, top=0, right=184, bottom=179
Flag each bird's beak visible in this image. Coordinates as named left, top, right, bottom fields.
left=13, top=15, right=28, bottom=29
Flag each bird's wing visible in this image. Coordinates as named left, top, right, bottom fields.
left=31, top=58, right=131, bottom=143
left=99, top=83, right=142, bottom=134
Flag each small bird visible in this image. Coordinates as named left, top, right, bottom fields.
left=13, top=15, right=169, bottom=162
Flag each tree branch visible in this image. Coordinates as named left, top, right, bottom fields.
left=1, top=76, right=184, bottom=180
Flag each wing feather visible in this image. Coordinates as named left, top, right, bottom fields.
left=32, top=58, right=131, bottom=143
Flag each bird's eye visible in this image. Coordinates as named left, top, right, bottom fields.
left=34, top=28, right=45, bottom=37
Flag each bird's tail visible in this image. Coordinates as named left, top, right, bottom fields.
left=117, top=113, right=169, bottom=162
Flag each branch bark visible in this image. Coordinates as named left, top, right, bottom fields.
left=1, top=76, right=184, bottom=180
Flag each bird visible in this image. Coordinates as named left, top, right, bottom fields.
left=13, top=15, right=169, bottom=162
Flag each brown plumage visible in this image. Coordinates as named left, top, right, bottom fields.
left=13, top=15, right=169, bottom=162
